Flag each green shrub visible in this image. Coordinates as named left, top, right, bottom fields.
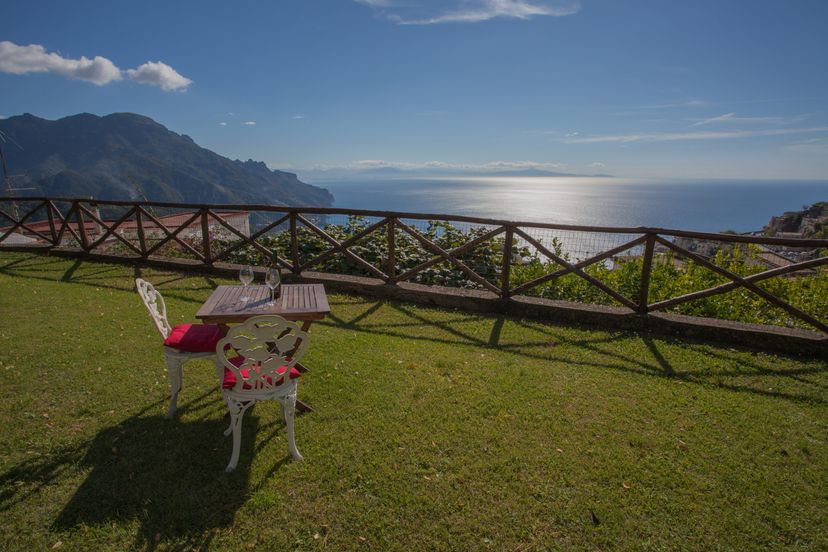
left=103, top=217, right=828, bottom=331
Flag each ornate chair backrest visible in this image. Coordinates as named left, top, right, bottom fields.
left=216, top=315, right=309, bottom=393
left=135, top=278, right=172, bottom=339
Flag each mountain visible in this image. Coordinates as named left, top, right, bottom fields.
left=300, top=165, right=613, bottom=181
left=0, top=112, right=333, bottom=208
left=472, top=168, right=614, bottom=178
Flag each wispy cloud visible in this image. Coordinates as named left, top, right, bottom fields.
left=689, top=112, right=805, bottom=127
left=639, top=99, right=710, bottom=109
left=218, top=122, right=227, bottom=126
left=242, top=121, right=257, bottom=126
left=566, top=126, right=828, bottom=144
left=0, top=41, right=191, bottom=91
left=126, top=61, right=192, bottom=91
left=0, top=41, right=121, bottom=85
left=785, top=138, right=828, bottom=154
left=358, top=0, right=580, bottom=25
left=308, top=159, right=568, bottom=172
left=355, top=0, right=394, bottom=6
left=291, top=114, right=306, bottom=119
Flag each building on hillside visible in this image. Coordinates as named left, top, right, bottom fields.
left=115, top=211, right=251, bottom=240
left=0, top=210, right=250, bottom=245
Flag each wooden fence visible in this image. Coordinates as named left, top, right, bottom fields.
left=2, top=197, right=827, bottom=337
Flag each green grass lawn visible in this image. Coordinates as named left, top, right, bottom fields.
left=0, top=251, right=826, bottom=551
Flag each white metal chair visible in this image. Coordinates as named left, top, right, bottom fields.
left=215, top=315, right=309, bottom=471
left=135, top=278, right=227, bottom=418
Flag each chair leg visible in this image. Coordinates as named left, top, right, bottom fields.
left=284, top=392, right=303, bottom=461
left=164, top=355, right=183, bottom=419
left=225, top=397, right=255, bottom=472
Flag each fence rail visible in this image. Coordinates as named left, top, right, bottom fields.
left=2, top=196, right=827, bottom=336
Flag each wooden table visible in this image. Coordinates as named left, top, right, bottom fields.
left=196, top=283, right=330, bottom=412
left=196, top=284, right=329, bottom=328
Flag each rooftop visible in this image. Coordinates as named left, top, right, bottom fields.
left=0, top=210, right=251, bottom=242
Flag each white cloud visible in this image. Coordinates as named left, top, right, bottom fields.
left=566, top=126, right=828, bottom=144
left=292, top=114, right=306, bottom=119
left=242, top=121, right=257, bottom=126
left=689, top=112, right=805, bottom=127
left=126, top=61, right=192, bottom=91
left=0, top=41, right=191, bottom=92
left=358, top=0, right=580, bottom=25
left=218, top=122, right=227, bottom=126
left=589, top=162, right=605, bottom=167
left=0, top=41, right=122, bottom=85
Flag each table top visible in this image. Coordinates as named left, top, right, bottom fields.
left=195, top=284, right=330, bottom=324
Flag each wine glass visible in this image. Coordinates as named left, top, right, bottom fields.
left=239, top=265, right=254, bottom=302
left=265, top=267, right=281, bottom=306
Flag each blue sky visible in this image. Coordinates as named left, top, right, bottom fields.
left=1, top=0, right=827, bottom=179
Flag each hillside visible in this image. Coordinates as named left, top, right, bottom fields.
left=764, top=202, right=828, bottom=238
left=0, top=113, right=333, bottom=207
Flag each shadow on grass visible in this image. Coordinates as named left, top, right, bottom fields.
left=2, top=253, right=825, bottom=406
left=0, top=253, right=212, bottom=304
left=321, top=299, right=828, bottom=406
left=54, top=415, right=257, bottom=550
left=642, top=336, right=675, bottom=377
left=0, top=391, right=290, bottom=551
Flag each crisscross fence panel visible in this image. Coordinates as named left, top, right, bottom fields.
left=2, top=197, right=827, bottom=337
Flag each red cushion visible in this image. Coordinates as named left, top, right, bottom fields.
left=163, top=324, right=227, bottom=353
left=222, top=356, right=301, bottom=390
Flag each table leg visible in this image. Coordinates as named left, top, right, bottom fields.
left=293, top=321, right=314, bottom=373
left=294, top=320, right=317, bottom=411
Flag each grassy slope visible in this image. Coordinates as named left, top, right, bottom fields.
left=0, top=252, right=825, bottom=551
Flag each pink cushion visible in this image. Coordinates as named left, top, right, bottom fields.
left=163, top=324, right=227, bottom=353
left=222, top=356, right=301, bottom=390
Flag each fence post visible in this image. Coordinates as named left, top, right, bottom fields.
left=638, top=232, right=656, bottom=314
left=45, top=201, right=58, bottom=245
left=88, top=201, right=104, bottom=236
left=200, top=209, right=212, bottom=265
left=387, top=217, right=396, bottom=284
left=290, top=212, right=299, bottom=273
left=501, top=225, right=514, bottom=299
left=135, top=207, right=147, bottom=258
left=76, top=201, right=89, bottom=251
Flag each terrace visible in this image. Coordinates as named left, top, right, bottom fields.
left=0, top=250, right=826, bottom=550
left=2, top=197, right=827, bottom=354
left=1, top=197, right=827, bottom=549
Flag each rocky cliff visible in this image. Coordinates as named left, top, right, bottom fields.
left=0, top=112, right=333, bottom=208
left=764, top=202, right=828, bottom=239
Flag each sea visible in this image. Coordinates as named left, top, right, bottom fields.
left=311, top=177, right=828, bottom=234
